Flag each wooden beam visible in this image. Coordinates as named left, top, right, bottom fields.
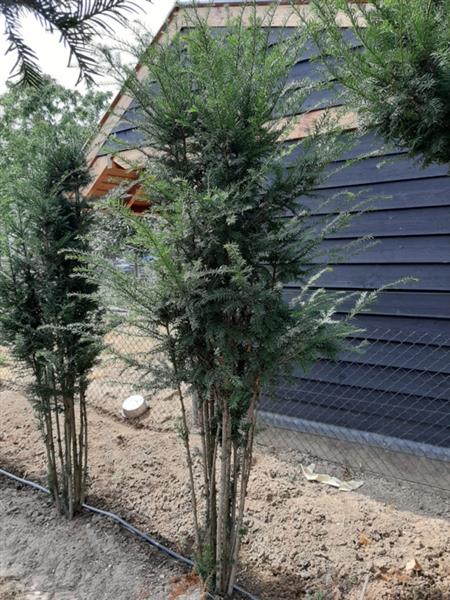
left=94, top=183, right=120, bottom=192
left=104, top=167, right=138, bottom=180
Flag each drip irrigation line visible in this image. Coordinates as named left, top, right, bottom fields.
left=0, top=467, right=259, bottom=600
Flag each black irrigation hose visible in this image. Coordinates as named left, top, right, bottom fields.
left=0, top=467, right=259, bottom=600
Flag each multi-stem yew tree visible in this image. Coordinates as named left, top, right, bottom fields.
left=0, top=82, right=105, bottom=517
left=99, top=7, right=376, bottom=596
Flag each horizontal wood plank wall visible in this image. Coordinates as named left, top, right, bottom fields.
left=94, top=23, right=450, bottom=450
left=270, top=29, right=449, bottom=449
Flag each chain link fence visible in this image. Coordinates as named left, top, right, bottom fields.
left=259, top=329, right=450, bottom=491
left=1, top=327, right=449, bottom=491
left=258, top=328, right=450, bottom=490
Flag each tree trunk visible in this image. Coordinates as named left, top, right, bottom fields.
left=42, top=397, right=61, bottom=514
left=79, top=390, right=88, bottom=506
left=191, top=392, right=200, bottom=431
left=226, top=379, right=260, bottom=596
left=177, top=382, right=201, bottom=550
left=216, top=395, right=232, bottom=593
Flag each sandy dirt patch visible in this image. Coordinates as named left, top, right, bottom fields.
left=1, top=388, right=449, bottom=600
left=0, top=477, right=188, bottom=600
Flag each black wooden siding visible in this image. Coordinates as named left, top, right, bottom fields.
left=97, top=26, right=450, bottom=450
left=271, top=30, right=449, bottom=450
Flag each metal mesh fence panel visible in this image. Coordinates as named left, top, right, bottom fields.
left=259, top=328, right=450, bottom=491
left=1, top=326, right=449, bottom=491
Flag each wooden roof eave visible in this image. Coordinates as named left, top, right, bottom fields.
left=85, top=157, right=140, bottom=199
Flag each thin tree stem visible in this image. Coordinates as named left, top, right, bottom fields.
left=227, top=378, right=260, bottom=596
left=165, top=324, right=201, bottom=550
left=178, top=381, right=201, bottom=551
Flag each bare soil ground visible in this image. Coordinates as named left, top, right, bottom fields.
left=1, top=387, right=449, bottom=600
left=0, top=478, right=187, bottom=600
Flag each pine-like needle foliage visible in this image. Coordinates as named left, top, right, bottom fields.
left=96, top=7, right=377, bottom=595
left=305, top=0, right=450, bottom=166
left=1, top=0, right=149, bottom=86
left=0, top=78, right=109, bottom=190
left=0, top=83, right=105, bottom=517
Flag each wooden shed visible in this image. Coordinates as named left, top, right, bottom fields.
left=86, top=1, right=450, bottom=454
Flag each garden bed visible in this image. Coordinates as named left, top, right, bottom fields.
left=0, top=477, right=187, bottom=600
left=1, top=388, right=449, bottom=600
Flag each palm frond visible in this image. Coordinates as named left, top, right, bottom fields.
left=2, top=4, right=44, bottom=86
left=1, top=0, right=150, bottom=86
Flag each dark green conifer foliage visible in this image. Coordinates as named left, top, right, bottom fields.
left=0, top=85, right=104, bottom=517
left=305, top=0, right=450, bottom=166
left=98, top=7, right=377, bottom=595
